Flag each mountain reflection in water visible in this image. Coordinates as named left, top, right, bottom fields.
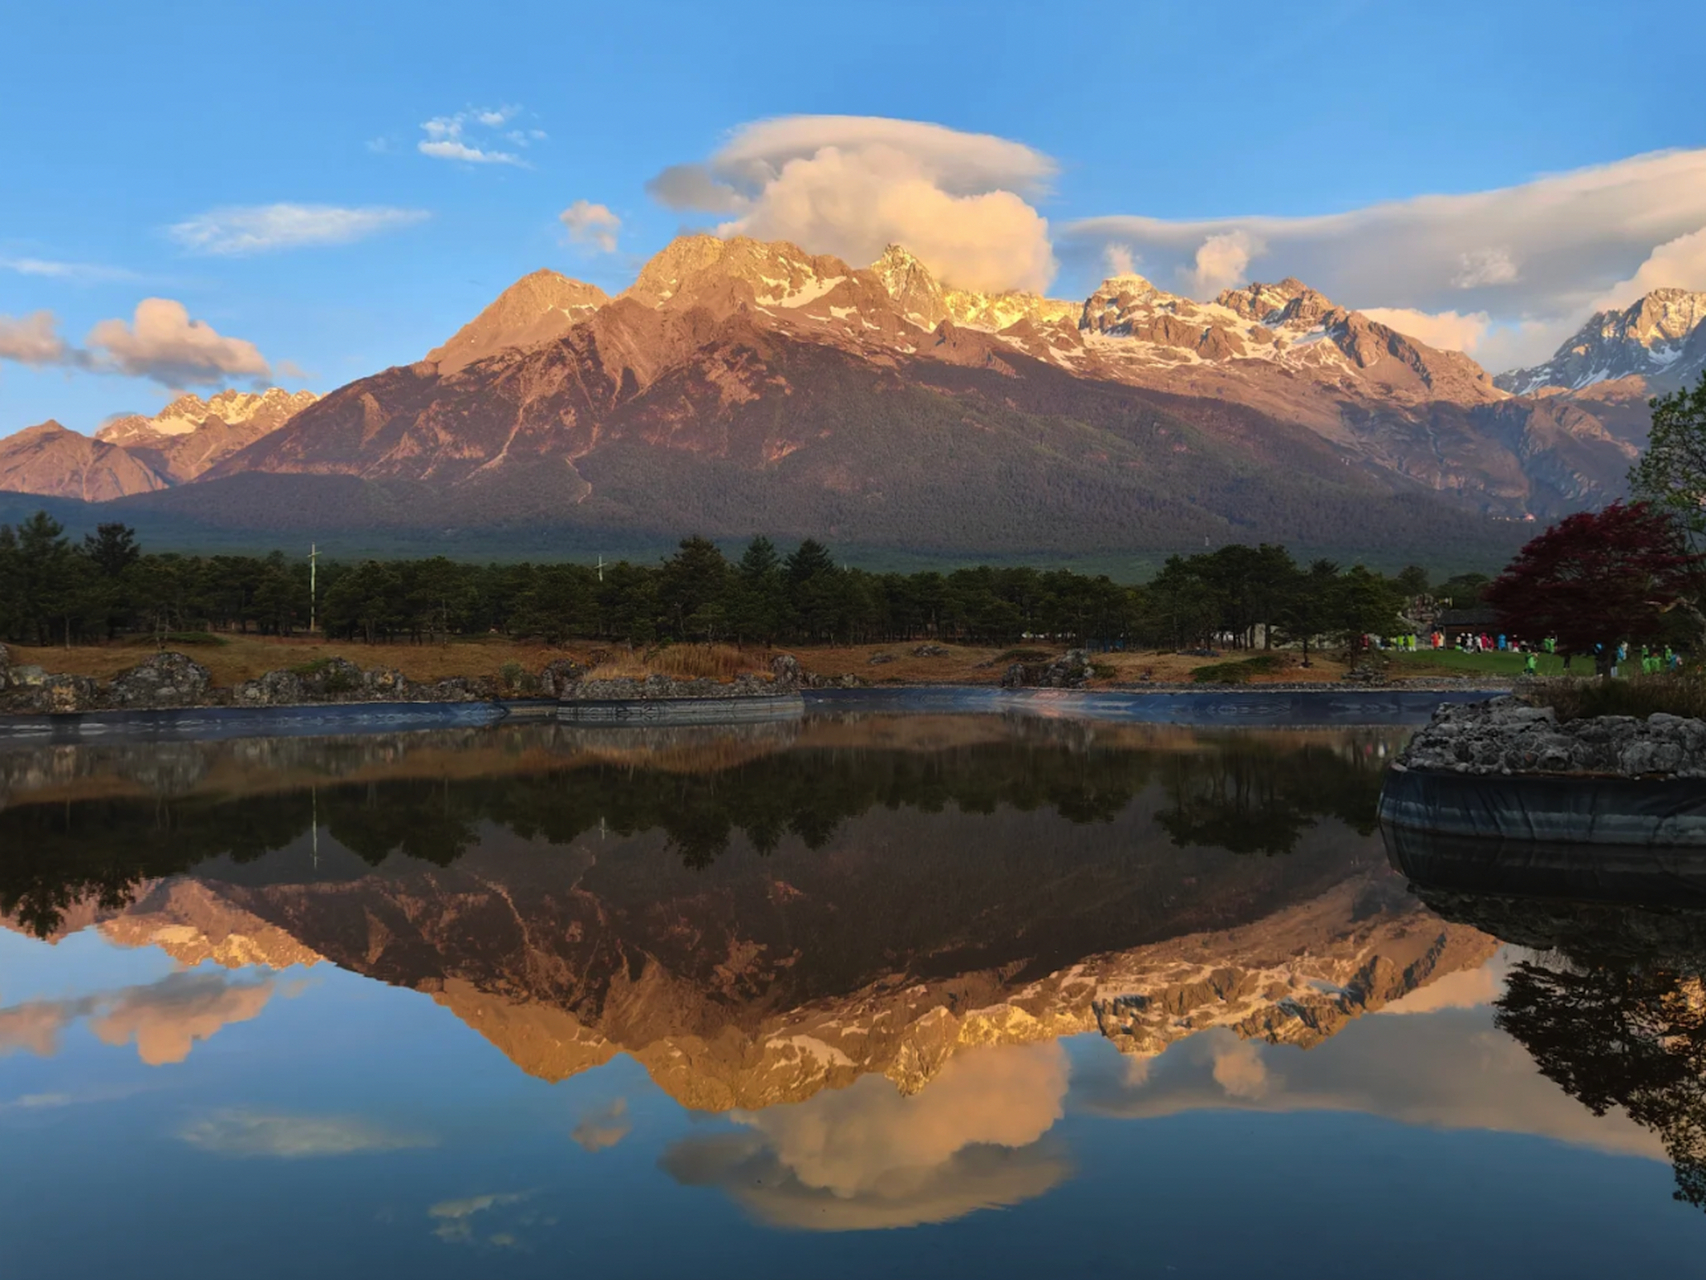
left=2, top=713, right=1704, bottom=1275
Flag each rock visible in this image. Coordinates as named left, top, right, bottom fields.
left=539, top=659, right=587, bottom=697
left=770, top=654, right=803, bottom=690
left=1001, top=649, right=1093, bottom=690
left=233, top=669, right=307, bottom=707
left=361, top=667, right=412, bottom=698
left=105, top=652, right=212, bottom=709
left=1040, top=649, right=1094, bottom=688
left=912, top=644, right=948, bottom=657
left=799, top=671, right=865, bottom=690
left=420, top=676, right=497, bottom=702
left=0, top=643, right=9, bottom=689
left=1398, top=695, right=1706, bottom=778
left=558, top=670, right=788, bottom=701
left=1, top=671, right=100, bottom=714
left=868, top=652, right=897, bottom=665
left=299, top=657, right=365, bottom=699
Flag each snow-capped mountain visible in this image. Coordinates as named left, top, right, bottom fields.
left=0, top=235, right=1657, bottom=552
left=1496, top=289, right=1706, bottom=395
left=89, top=387, right=318, bottom=485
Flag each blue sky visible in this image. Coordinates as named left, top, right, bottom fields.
left=5, top=0, right=1705, bottom=435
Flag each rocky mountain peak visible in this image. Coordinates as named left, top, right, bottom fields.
left=1216, top=278, right=1339, bottom=329
left=624, top=235, right=852, bottom=316
left=0, top=418, right=169, bottom=501
left=870, top=242, right=949, bottom=328
left=1495, top=288, right=1706, bottom=396
left=426, top=269, right=611, bottom=375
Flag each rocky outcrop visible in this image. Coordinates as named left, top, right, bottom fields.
left=538, top=658, right=588, bottom=697
left=1396, top=695, right=1706, bottom=778
left=231, top=659, right=498, bottom=707
left=556, top=672, right=785, bottom=701
left=106, top=652, right=212, bottom=708
left=1001, top=649, right=1094, bottom=690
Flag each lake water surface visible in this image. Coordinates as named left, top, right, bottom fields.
left=2, top=709, right=1703, bottom=1277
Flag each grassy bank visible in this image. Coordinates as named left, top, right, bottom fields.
left=0, top=636, right=1482, bottom=689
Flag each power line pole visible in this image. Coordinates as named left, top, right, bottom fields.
left=309, top=543, right=319, bottom=634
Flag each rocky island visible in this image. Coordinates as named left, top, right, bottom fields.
left=1380, top=694, right=1706, bottom=844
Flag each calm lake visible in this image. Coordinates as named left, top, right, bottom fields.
left=2, top=707, right=1703, bottom=1277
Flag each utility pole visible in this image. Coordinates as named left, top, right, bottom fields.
left=597, top=555, right=605, bottom=583
left=309, top=543, right=319, bottom=635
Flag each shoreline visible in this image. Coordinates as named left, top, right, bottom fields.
left=0, top=683, right=1507, bottom=742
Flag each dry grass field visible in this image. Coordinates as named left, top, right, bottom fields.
left=2, top=634, right=1392, bottom=688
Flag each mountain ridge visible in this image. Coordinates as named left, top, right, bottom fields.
left=2, top=235, right=1683, bottom=556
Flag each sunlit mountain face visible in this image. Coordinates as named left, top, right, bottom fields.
left=3, top=714, right=1704, bottom=1276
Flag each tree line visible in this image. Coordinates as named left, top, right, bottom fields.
left=0, top=511, right=1456, bottom=651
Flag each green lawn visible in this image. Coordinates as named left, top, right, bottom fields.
left=1387, top=649, right=1578, bottom=677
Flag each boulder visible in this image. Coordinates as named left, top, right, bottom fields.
left=420, top=676, right=498, bottom=702
left=1040, top=649, right=1094, bottom=688
left=1, top=672, right=100, bottom=714
left=105, top=652, right=212, bottom=709
left=233, top=669, right=307, bottom=707
left=298, top=657, right=365, bottom=699
left=539, top=658, right=587, bottom=698
left=361, top=667, right=412, bottom=699
left=770, top=654, right=803, bottom=690
left=912, top=643, right=948, bottom=657
left=868, top=652, right=897, bottom=665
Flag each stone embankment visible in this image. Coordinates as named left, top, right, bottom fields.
left=1381, top=695, right=1706, bottom=845
left=1394, top=695, right=1706, bottom=778
left=0, top=646, right=801, bottom=715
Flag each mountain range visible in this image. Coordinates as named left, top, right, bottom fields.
left=2, top=237, right=1698, bottom=560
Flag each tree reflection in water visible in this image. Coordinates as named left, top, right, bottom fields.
left=1396, top=830, right=1706, bottom=1213
left=1498, top=958, right=1706, bottom=1208
left=1, top=719, right=1404, bottom=937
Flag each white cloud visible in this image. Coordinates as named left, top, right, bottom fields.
left=559, top=200, right=621, bottom=254
left=0, top=257, right=139, bottom=283
left=1062, top=148, right=1706, bottom=370
left=1360, top=306, right=1493, bottom=354
left=181, top=1109, right=434, bottom=1158
left=649, top=115, right=1058, bottom=294
left=0, top=311, right=71, bottom=366
left=1453, top=248, right=1520, bottom=289
left=0, top=971, right=273, bottom=1065
left=663, top=1042, right=1070, bottom=1231
left=168, top=204, right=429, bottom=256
left=86, top=298, right=271, bottom=386
left=0, top=300, right=278, bottom=387
left=1102, top=243, right=1139, bottom=278
left=1187, top=230, right=1263, bottom=296
left=417, top=107, right=533, bottom=167
left=429, top=1191, right=530, bottom=1244
left=420, top=139, right=521, bottom=165
left=572, top=1097, right=630, bottom=1151
left=1209, top=1037, right=1270, bottom=1100
left=1594, top=225, right=1706, bottom=310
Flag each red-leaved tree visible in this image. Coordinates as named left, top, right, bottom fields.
left=1485, top=502, right=1703, bottom=675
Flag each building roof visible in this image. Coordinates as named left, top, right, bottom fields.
left=1435, top=607, right=1499, bottom=627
